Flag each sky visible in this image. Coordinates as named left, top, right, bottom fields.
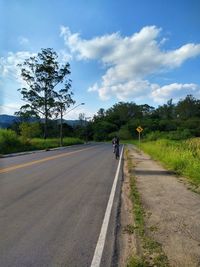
left=1, top=0, right=200, bottom=119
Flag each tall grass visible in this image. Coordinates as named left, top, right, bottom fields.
left=31, top=137, right=83, bottom=150
left=0, top=129, right=23, bottom=154
left=0, top=129, right=83, bottom=155
left=139, top=138, right=200, bottom=186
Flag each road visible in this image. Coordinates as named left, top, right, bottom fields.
left=0, top=144, right=123, bottom=267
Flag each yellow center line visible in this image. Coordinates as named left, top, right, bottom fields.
left=0, top=147, right=94, bottom=174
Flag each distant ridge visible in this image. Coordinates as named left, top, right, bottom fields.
left=0, top=114, right=82, bottom=128
left=0, top=114, right=20, bottom=128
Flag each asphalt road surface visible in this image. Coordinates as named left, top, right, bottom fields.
left=0, top=144, right=123, bottom=267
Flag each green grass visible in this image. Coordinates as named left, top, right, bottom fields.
left=123, top=138, right=200, bottom=187
left=0, top=129, right=84, bottom=155
left=31, top=137, right=83, bottom=150
left=127, top=256, right=147, bottom=267
left=139, top=139, right=200, bottom=186
left=0, top=129, right=23, bottom=154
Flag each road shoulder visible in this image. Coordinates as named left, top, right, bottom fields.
left=122, top=144, right=200, bottom=266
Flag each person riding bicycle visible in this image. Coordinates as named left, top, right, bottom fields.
left=112, top=136, right=120, bottom=155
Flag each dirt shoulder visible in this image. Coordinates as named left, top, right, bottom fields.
left=121, top=144, right=200, bottom=266
left=117, top=149, right=138, bottom=267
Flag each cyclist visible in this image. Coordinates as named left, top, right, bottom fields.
left=112, top=136, right=120, bottom=158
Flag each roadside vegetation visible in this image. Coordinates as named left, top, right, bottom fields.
left=125, top=148, right=169, bottom=267
left=132, top=137, right=200, bottom=188
left=0, top=129, right=83, bottom=155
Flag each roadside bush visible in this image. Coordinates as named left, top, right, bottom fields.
left=145, top=131, right=166, bottom=141
left=108, top=131, right=119, bottom=140
left=166, top=129, right=192, bottom=140
left=139, top=138, right=200, bottom=185
left=145, top=129, right=192, bottom=141
left=19, top=122, right=42, bottom=139
left=184, top=138, right=200, bottom=158
left=30, top=137, right=83, bottom=150
left=93, top=121, right=118, bottom=141
left=0, top=129, right=22, bottom=154
left=0, top=129, right=83, bottom=155
left=118, top=125, right=132, bottom=140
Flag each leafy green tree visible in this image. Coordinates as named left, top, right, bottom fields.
left=62, top=123, right=74, bottom=137
left=19, top=122, right=42, bottom=139
left=88, top=95, right=200, bottom=141
left=79, top=113, right=85, bottom=126
left=17, top=48, right=74, bottom=139
left=118, top=124, right=132, bottom=139
left=93, top=121, right=118, bottom=141
left=153, top=99, right=175, bottom=120
left=106, top=102, right=136, bottom=126
left=176, top=95, right=200, bottom=120
left=54, top=86, right=75, bottom=146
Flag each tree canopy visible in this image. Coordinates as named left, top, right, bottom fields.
left=90, top=95, right=200, bottom=140
left=16, top=48, right=74, bottom=138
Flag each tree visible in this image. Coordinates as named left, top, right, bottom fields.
left=54, top=86, right=75, bottom=146
left=176, top=95, right=200, bottom=120
left=19, top=122, right=41, bottom=139
left=79, top=113, right=85, bottom=126
left=93, top=121, right=118, bottom=141
left=153, top=99, right=175, bottom=120
left=97, top=108, right=105, bottom=118
left=17, top=48, right=74, bottom=139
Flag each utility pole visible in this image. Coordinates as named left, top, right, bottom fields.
left=60, top=103, right=85, bottom=146
left=85, top=117, right=91, bottom=144
left=136, top=126, right=143, bottom=150
left=60, top=104, right=64, bottom=147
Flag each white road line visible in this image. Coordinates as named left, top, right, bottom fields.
left=90, top=145, right=124, bottom=267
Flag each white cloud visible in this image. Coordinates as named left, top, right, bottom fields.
left=63, top=106, right=93, bottom=120
left=60, top=25, right=200, bottom=102
left=0, top=50, right=72, bottom=86
left=90, top=80, right=150, bottom=101
left=59, top=49, right=73, bottom=62
left=18, top=36, right=29, bottom=46
left=151, top=83, right=200, bottom=103
left=0, top=102, right=22, bottom=115
left=0, top=51, right=36, bottom=85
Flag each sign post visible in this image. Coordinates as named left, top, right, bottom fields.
left=136, top=126, right=143, bottom=149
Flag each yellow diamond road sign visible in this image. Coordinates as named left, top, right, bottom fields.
left=136, top=126, right=143, bottom=133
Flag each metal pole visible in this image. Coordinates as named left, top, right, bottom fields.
left=64, top=103, right=85, bottom=115
left=85, top=117, right=91, bottom=144
left=60, top=105, right=63, bottom=147
left=59, top=103, right=85, bottom=147
left=139, top=131, right=141, bottom=150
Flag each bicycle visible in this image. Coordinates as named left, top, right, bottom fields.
left=114, top=144, right=120, bottom=159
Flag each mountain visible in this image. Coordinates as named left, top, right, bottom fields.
left=0, top=114, right=82, bottom=128
left=0, top=115, right=20, bottom=128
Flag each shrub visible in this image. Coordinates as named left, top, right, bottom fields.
left=118, top=125, right=132, bottom=140
left=166, top=129, right=192, bottom=140
left=145, top=131, right=166, bottom=141
left=0, top=130, right=83, bottom=155
left=93, top=121, right=118, bottom=141
left=0, top=129, right=22, bottom=154
left=30, top=137, right=83, bottom=150
left=19, top=122, right=41, bottom=139
left=140, top=138, right=200, bottom=185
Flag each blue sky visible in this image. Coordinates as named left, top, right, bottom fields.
left=1, top=0, right=200, bottom=119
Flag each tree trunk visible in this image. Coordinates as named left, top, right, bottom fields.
left=60, top=106, right=63, bottom=146
left=44, top=113, right=48, bottom=139
left=44, top=90, right=48, bottom=139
